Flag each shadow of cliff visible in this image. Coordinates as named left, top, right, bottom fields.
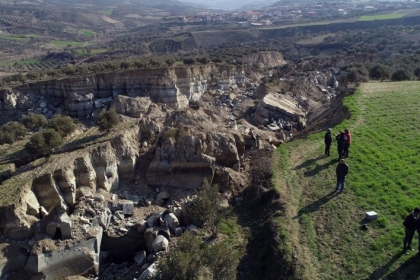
left=0, top=243, right=30, bottom=279
left=58, top=134, right=104, bottom=153
left=235, top=150, right=294, bottom=280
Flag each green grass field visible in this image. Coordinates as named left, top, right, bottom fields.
left=99, top=10, right=113, bottom=15
left=76, top=48, right=107, bottom=56
left=0, top=35, right=26, bottom=41
left=278, top=81, right=420, bottom=279
left=358, top=12, right=406, bottom=21
left=81, top=30, right=96, bottom=37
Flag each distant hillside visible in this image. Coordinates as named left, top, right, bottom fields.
left=270, top=0, right=339, bottom=6
left=185, top=0, right=277, bottom=9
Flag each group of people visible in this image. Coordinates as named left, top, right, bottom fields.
left=324, top=128, right=351, bottom=160
left=403, top=208, right=420, bottom=255
left=324, top=128, right=352, bottom=193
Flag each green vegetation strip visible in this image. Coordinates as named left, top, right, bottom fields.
left=50, top=40, right=86, bottom=46
left=82, top=30, right=96, bottom=37
left=358, top=13, right=406, bottom=21
left=0, top=35, right=26, bottom=41
left=279, top=81, right=420, bottom=279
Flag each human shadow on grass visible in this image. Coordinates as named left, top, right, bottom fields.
left=292, top=190, right=339, bottom=219
left=303, top=158, right=337, bottom=177
left=294, top=155, right=337, bottom=177
left=294, top=155, right=325, bottom=170
left=366, top=252, right=420, bottom=280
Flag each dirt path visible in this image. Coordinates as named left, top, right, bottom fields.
left=278, top=140, right=324, bottom=279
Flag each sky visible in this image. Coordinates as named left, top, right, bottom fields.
left=184, top=0, right=278, bottom=10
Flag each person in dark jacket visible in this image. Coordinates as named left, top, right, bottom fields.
left=343, top=129, right=351, bottom=158
left=335, top=159, right=349, bottom=193
left=335, top=132, right=347, bottom=161
left=324, top=128, right=332, bottom=156
left=403, top=208, right=420, bottom=254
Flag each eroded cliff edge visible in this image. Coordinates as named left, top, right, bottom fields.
left=0, top=51, right=342, bottom=279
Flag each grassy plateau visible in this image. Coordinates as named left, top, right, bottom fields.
left=277, top=81, right=420, bottom=279
left=358, top=12, right=407, bottom=21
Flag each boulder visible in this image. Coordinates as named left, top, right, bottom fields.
left=144, top=228, right=156, bottom=253
left=25, top=227, right=103, bottom=278
left=122, top=201, right=135, bottom=216
left=111, top=95, right=151, bottom=118
left=152, top=235, right=169, bottom=252
left=135, top=220, right=148, bottom=235
left=174, top=227, right=182, bottom=237
left=162, top=213, right=179, bottom=231
left=146, top=213, right=161, bottom=227
left=134, top=251, right=147, bottom=266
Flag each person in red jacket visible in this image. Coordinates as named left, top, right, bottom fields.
left=343, top=129, right=351, bottom=158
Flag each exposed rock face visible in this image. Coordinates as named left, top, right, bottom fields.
left=245, top=51, right=287, bottom=69
left=0, top=64, right=249, bottom=123
left=147, top=135, right=215, bottom=189
left=0, top=128, right=140, bottom=241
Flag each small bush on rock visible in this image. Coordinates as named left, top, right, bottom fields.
left=153, top=232, right=239, bottom=280
left=21, top=113, right=47, bottom=130
left=188, top=184, right=223, bottom=236
left=26, top=129, right=62, bottom=156
left=0, top=121, right=27, bottom=144
left=48, top=115, right=77, bottom=137
left=96, top=108, right=120, bottom=132
left=163, top=127, right=190, bottom=142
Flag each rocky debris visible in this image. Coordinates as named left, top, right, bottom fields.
left=0, top=60, right=338, bottom=280
left=44, top=201, right=72, bottom=240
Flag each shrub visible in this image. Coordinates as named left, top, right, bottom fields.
left=188, top=100, right=200, bottom=110
left=48, top=115, right=77, bottom=137
left=153, top=232, right=203, bottom=280
left=183, top=58, right=196, bottom=65
left=21, top=113, right=47, bottom=130
left=96, top=108, right=120, bottom=132
left=0, top=121, right=27, bottom=144
left=26, top=129, right=62, bottom=156
left=163, top=127, right=190, bottom=142
left=369, top=64, right=391, bottom=81
left=188, top=184, right=223, bottom=236
left=154, top=232, right=239, bottom=280
left=391, top=69, right=411, bottom=81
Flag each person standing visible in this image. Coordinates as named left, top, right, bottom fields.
left=403, top=208, right=420, bottom=254
left=324, top=128, right=332, bottom=156
left=343, top=129, right=351, bottom=158
left=335, top=159, right=349, bottom=193
left=335, top=132, right=347, bottom=161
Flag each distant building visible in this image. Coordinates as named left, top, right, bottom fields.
left=260, top=19, right=272, bottom=25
